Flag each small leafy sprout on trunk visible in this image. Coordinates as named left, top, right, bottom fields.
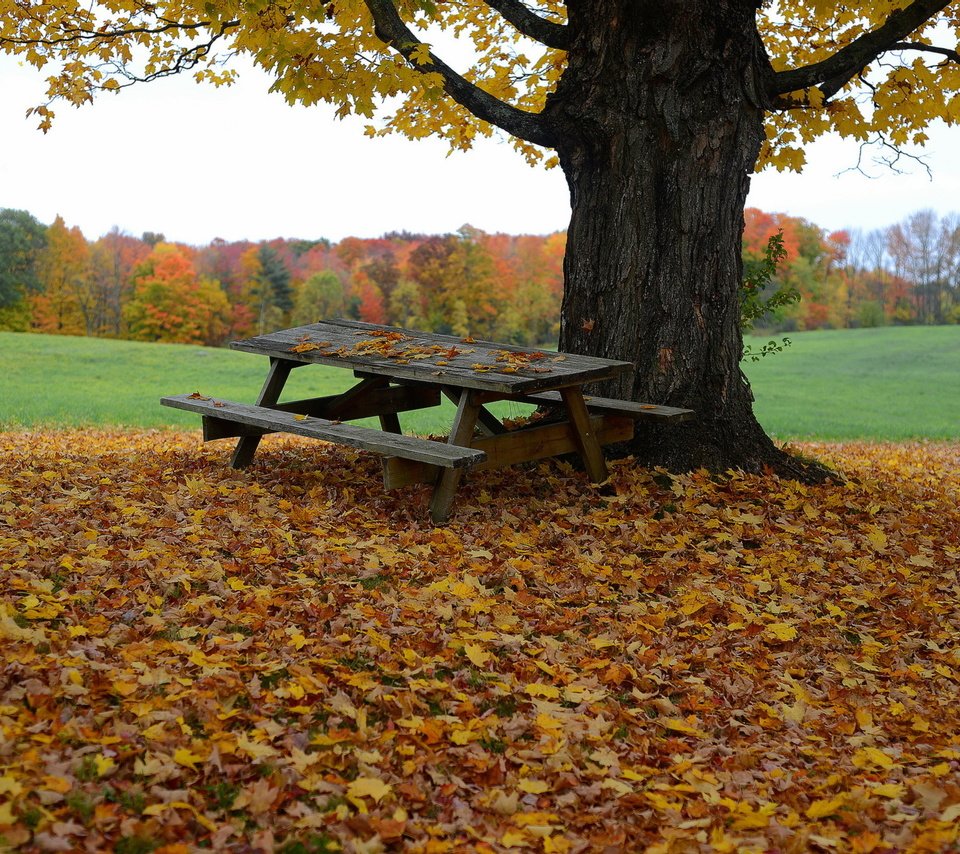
left=741, top=230, right=800, bottom=362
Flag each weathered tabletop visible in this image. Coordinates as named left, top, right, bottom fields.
left=163, top=320, right=692, bottom=522
left=230, top=319, right=633, bottom=396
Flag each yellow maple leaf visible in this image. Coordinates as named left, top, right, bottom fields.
left=347, top=776, right=392, bottom=802
left=535, top=713, right=564, bottom=734
left=852, top=747, right=896, bottom=769
left=464, top=643, right=490, bottom=668
left=141, top=723, right=167, bottom=741
left=450, top=580, right=475, bottom=598
left=525, top=683, right=560, bottom=699
left=450, top=727, right=480, bottom=745
left=765, top=622, right=798, bottom=642
left=805, top=795, right=845, bottom=819
left=94, top=754, right=117, bottom=777
left=236, top=735, right=278, bottom=761
left=172, top=748, right=205, bottom=770
left=645, top=791, right=683, bottom=811
left=661, top=717, right=707, bottom=737
left=111, top=679, right=139, bottom=697
left=0, top=776, right=22, bottom=797
left=729, top=801, right=777, bottom=830
left=865, top=527, right=887, bottom=550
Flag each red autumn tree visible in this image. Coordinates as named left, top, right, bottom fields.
left=125, top=243, right=231, bottom=345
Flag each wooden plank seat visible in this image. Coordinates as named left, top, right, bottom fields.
left=161, top=394, right=486, bottom=470
left=519, top=390, right=695, bottom=423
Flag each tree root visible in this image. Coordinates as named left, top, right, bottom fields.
left=612, top=420, right=841, bottom=486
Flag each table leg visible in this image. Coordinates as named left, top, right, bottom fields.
left=560, top=386, right=609, bottom=482
left=231, top=358, right=293, bottom=468
left=441, top=388, right=505, bottom=436
left=379, top=412, right=403, bottom=434
left=429, top=390, right=481, bottom=524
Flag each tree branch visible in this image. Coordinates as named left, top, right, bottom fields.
left=769, top=0, right=953, bottom=102
left=1, top=17, right=238, bottom=50
left=363, top=0, right=557, bottom=149
left=892, top=41, right=960, bottom=63
left=482, top=0, right=570, bottom=50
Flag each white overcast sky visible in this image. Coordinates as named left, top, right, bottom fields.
left=2, top=51, right=959, bottom=246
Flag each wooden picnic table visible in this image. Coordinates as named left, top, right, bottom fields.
left=162, top=319, right=693, bottom=523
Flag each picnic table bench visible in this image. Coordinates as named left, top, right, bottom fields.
left=162, top=320, right=694, bottom=523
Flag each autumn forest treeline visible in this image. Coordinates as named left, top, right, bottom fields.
left=1, top=206, right=959, bottom=348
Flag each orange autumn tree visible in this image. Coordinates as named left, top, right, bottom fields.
left=31, top=215, right=89, bottom=336
left=5, top=1, right=960, bottom=475
left=88, top=229, right=152, bottom=337
left=125, top=243, right=231, bottom=345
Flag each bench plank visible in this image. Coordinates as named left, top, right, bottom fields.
left=520, top=390, right=694, bottom=422
left=161, top=394, right=485, bottom=469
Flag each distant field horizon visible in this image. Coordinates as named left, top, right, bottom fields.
left=2, top=326, right=958, bottom=440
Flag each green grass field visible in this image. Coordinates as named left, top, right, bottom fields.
left=745, top=325, right=960, bottom=439
left=2, top=326, right=958, bottom=439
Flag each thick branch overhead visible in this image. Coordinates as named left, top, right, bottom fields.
left=892, top=41, right=960, bottom=63
left=483, top=0, right=570, bottom=50
left=769, top=0, right=953, bottom=102
left=362, top=0, right=557, bottom=148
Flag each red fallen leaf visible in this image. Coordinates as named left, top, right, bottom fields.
left=461, top=336, right=475, bottom=343
left=213, top=401, right=225, bottom=408
left=395, top=782, right=428, bottom=802
left=187, top=392, right=209, bottom=400
left=363, top=329, right=410, bottom=341
left=369, top=818, right=406, bottom=842
left=582, top=319, right=596, bottom=332
left=475, top=761, right=506, bottom=786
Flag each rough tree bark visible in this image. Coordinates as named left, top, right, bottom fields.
left=547, top=0, right=811, bottom=476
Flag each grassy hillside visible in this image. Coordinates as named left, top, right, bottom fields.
left=745, top=325, right=960, bottom=439
left=2, top=327, right=958, bottom=439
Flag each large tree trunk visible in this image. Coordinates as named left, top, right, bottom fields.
left=548, top=0, right=813, bottom=476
